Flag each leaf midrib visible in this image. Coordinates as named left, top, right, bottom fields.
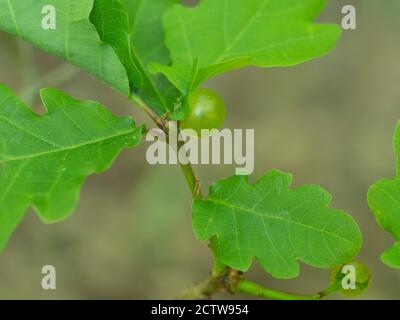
left=130, top=49, right=168, bottom=111
left=207, top=197, right=358, bottom=247
left=0, top=127, right=138, bottom=164
left=215, top=0, right=269, bottom=63
left=5, top=0, right=21, bottom=36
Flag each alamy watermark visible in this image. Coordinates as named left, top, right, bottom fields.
left=341, top=264, right=358, bottom=290
left=40, top=4, right=356, bottom=31
left=41, top=5, right=56, bottom=30
left=41, top=265, right=56, bottom=290
left=146, top=122, right=255, bottom=175
left=341, top=5, right=357, bottom=30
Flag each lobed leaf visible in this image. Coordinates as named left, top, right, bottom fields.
left=0, top=84, right=142, bottom=251
left=151, top=0, right=342, bottom=93
left=381, top=243, right=400, bottom=268
left=368, top=123, right=400, bottom=268
left=0, top=0, right=134, bottom=95
left=193, top=170, right=361, bottom=279
left=121, top=0, right=181, bottom=114
left=90, top=0, right=143, bottom=91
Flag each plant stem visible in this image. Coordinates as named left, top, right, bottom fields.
left=129, top=96, right=160, bottom=124
left=318, top=282, right=341, bottom=298
left=177, top=265, right=333, bottom=300
left=211, top=257, right=229, bottom=276
left=176, top=262, right=232, bottom=300
left=180, top=162, right=199, bottom=197
left=176, top=277, right=219, bottom=300
left=235, top=279, right=321, bottom=300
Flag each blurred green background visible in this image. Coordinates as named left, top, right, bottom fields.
left=0, top=0, right=399, bottom=299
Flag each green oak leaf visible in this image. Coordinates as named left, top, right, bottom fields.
left=121, top=0, right=181, bottom=115
left=368, top=123, right=400, bottom=268
left=151, top=0, right=342, bottom=93
left=193, top=170, right=361, bottom=279
left=381, top=243, right=400, bottom=268
left=0, top=84, right=142, bottom=251
left=90, top=0, right=143, bottom=91
left=0, top=0, right=134, bottom=95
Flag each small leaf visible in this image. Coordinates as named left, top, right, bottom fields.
left=193, top=170, right=361, bottom=279
left=381, top=243, right=400, bottom=268
left=368, top=122, right=400, bottom=268
left=151, top=0, right=342, bottom=93
left=0, top=84, right=142, bottom=251
left=0, top=0, right=132, bottom=94
left=121, top=0, right=181, bottom=114
left=90, top=0, right=143, bottom=91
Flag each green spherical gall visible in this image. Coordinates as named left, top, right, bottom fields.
left=180, top=88, right=227, bottom=135
left=330, top=260, right=371, bottom=297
